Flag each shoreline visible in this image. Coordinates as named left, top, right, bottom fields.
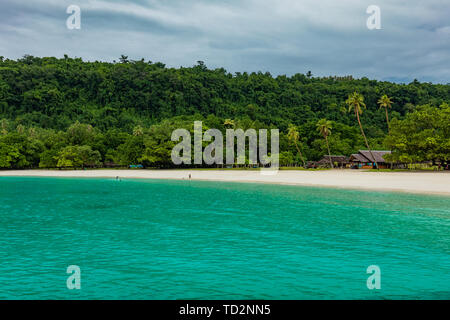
left=1, top=169, right=450, bottom=196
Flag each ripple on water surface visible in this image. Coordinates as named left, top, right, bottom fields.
left=0, top=176, right=449, bottom=299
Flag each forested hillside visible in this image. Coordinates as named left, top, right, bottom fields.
left=0, top=55, right=449, bottom=168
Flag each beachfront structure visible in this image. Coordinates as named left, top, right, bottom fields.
left=349, top=150, right=391, bottom=169
left=316, top=155, right=349, bottom=168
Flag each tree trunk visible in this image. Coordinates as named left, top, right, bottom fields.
left=325, top=135, right=333, bottom=168
left=385, top=107, right=390, bottom=134
left=294, top=141, right=306, bottom=167
left=356, top=110, right=379, bottom=169
left=385, top=106, right=393, bottom=169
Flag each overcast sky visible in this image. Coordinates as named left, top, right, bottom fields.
left=1, top=0, right=449, bottom=83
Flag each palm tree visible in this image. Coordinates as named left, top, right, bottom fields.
left=119, top=55, right=129, bottom=63
left=287, top=124, right=306, bottom=167
left=316, top=119, right=333, bottom=168
left=16, top=124, right=25, bottom=134
left=0, top=118, right=8, bottom=135
left=133, top=125, right=144, bottom=136
left=345, top=92, right=379, bottom=169
left=28, top=127, right=37, bottom=138
left=377, top=94, right=393, bottom=134
left=223, top=119, right=235, bottom=129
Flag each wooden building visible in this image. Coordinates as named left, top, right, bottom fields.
left=316, top=155, right=349, bottom=168
left=349, top=150, right=391, bottom=169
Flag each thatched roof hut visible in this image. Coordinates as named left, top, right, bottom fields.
left=317, top=155, right=349, bottom=166
left=349, top=150, right=391, bottom=168
left=350, top=150, right=391, bottom=163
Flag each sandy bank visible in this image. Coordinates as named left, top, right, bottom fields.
left=1, top=169, right=450, bottom=196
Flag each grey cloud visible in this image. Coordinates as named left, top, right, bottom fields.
left=0, top=0, right=449, bottom=83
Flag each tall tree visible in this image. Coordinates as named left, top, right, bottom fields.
left=0, top=119, right=8, bottom=135
left=384, top=103, right=450, bottom=166
left=377, top=94, right=393, bottom=134
left=133, top=125, right=144, bottom=136
left=316, top=119, right=333, bottom=168
left=287, top=124, right=306, bottom=167
left=119, top=55, right=129, bottom=63
left=345, top=92, right=379, bottom=169
left=223, top=119, right=235, bottom=129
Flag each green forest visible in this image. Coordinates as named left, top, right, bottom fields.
left=0, top=55, right=449, bottom=169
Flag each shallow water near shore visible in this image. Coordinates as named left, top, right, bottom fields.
left=0, top=176, right=449, bottom=299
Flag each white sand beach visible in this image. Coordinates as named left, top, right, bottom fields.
left=1, top=169, right=449, bottom=196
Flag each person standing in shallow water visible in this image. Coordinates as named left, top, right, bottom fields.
left=189, top=174, right=191, bottom=180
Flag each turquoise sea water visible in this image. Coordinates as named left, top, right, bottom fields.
left=0, top=176, right=449, bottom=300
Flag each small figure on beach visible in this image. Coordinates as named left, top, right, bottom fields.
left=189, top=174, right=192, bottom=180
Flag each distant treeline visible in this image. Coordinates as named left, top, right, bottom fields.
left=0, top=55, right=448, bottom=168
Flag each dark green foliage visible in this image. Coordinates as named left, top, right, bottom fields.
left=385, top=103, right=450, bottom=164
left=0, top=55, right=448, bottom=168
